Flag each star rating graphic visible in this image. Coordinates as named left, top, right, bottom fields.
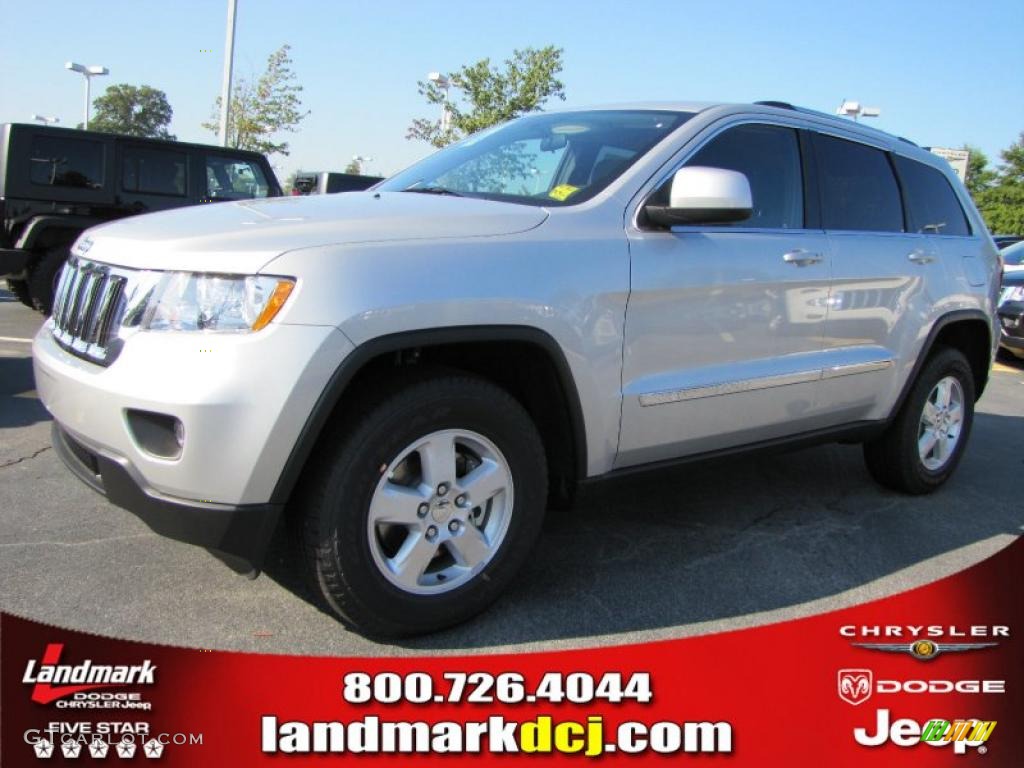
left=61, top=740, right=83, bottom=758
left=89, top=738, right=110, bottom=758
left=116, top=740, right=137, bottom=759
left=33, top=738, right=54, bottom=759
left=143, top=738, right=165, bottom=758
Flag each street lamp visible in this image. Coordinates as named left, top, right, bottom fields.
left=219, top=0, right=239, bottom=147
left=65, top=62, right=109, bottom=130
left=428, top=71, right=452, bottom=133
left=836, top=100, right=881, bottom=122
left=31, top=114, right=60, bottom=125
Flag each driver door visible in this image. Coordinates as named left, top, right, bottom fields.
left=618, top=122, right=833, bottom=467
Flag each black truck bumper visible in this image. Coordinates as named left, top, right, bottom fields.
left=0, top=247, right=31, bottom=278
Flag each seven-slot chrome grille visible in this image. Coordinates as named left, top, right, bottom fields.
left=51, top=257, right=129, bottom=366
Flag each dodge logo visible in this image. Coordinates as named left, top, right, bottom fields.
left=838, top=669, right=873, bottom=706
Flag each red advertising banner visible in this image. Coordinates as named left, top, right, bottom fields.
left=2, top=537, right=1021, bottom=766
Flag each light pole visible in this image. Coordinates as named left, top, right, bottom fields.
left=218, top=0, right=238, bottom=147
left=836, top=100, right=881, bottom=122
left=352, top=155, right=374, bottom=175
left=428, top=72, right=452, bottom=133
left=65, top=62, right=108, bottom=130
left=32, top=114, right=60, bottom=126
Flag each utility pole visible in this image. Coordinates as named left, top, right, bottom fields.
left=218, top=0, right=238, bottom=147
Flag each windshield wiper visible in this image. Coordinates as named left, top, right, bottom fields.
left=402, top=184, right=463, bottom=197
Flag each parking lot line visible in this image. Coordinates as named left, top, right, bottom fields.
left=0, top=336, right=33, bottom=344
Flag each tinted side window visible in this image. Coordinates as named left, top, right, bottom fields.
left=815, top=135, right=903, bottom=232
left=685, top=124, right=804, bottom=229
left=893, top=156, right=970, bottom=236
left=205, top=156, right=270, bottom=199
left=122, top=147, right=186, bottom=196
left=29, top=136, right=105, bottom=189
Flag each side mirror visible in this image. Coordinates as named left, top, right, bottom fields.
left=644, top=166, right=753, bottom=227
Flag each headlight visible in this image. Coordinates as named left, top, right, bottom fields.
left=1000, top=285, right=1024, bottom=305
left=125, top=273, right=295, bottom=332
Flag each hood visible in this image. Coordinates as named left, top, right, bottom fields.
left=79, top=192, right=549, bottom=273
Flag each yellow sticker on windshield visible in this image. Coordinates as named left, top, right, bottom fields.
left=548, top=184, right=579, bottom=201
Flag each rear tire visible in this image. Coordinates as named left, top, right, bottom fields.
left=27, top=246, right=70, bottom=315
left=863, top=347, right=975, bottom=494
left=300, top=374, right=548, bottom=637
left=5, top=279, right=33, bottom=309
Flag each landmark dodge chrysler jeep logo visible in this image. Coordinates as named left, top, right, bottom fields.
left=22, top=644, right=156, bottom=704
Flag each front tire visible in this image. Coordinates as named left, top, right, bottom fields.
left=863, top=347, right=975, bottom=494
left=5, top=279, right=33, bottom=309
left=28, top=246, right=70, bottom=315
left=300, top=374, right=548, bottom=637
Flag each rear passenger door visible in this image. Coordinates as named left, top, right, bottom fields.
left=812, top=133, right=947, bottom=424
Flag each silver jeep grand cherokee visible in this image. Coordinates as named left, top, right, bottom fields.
left=33, top=102, right=1000, bottom=636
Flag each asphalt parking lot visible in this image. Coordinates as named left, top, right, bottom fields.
left=2, top=288, right=1022, bottom=656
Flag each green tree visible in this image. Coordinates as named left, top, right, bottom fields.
left=975, top=184, right=1024, bottom=234
left=90, top=84, right=175, bottom=139
left=203, top=44, right=309, bottom=157
left=962, top=144, right=997, bottom=196
left=973, top=133, right=1024, bottom=235
left=407, top=46, right=566, bottom=148
left=998, top=132, right=1024, bottom=185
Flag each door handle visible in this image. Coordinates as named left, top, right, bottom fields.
left=908, top=249, right=935, bottom=265
left=782, top=249, right=823, bottom=266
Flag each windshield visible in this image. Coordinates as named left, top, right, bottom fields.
left=1002, top=240, right=1024, bottom=266
left=380, top=110, right=691, bottom=206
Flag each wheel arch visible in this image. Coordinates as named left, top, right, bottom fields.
left=15, top=216, right=98, bottom=251
left=270, top=325, right=588, bottom=507
left=893, top=310, right=993, bottom=415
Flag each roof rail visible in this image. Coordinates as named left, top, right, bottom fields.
left=754, top=101, right=796, bottom=110
left=897, top=136, right=918, bottom=146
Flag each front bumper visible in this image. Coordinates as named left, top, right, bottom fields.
left=34, top=316, right=355, bottom=568
left=34, top=318, right=353, bottom=504
left=53, top=423, right=279, bottom=572
left=998, top=302, right=1024, bottom=354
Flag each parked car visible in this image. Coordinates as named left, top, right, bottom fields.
left=0, top=123, right=282, bottom=313
left=291, top=171, right=383, bottom=195
left=999, top=239, right=1024, bottom=275
left=33, top=101, right=999, bottom=636
left=993, top=234, right=1024, bottom=250
left=997, top=270, right=1024, bottom=359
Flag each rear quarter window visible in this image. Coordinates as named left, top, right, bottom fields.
left=893, top=156, right=971, bottom=236
left=29, top=135, right=105, bottom=190
left=814, top=134, right=904, bottom=233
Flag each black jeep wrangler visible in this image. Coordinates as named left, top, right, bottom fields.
left=0, top=123, right=282, bottom=313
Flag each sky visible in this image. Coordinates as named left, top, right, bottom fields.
left=1, top=0, right=1022, bottom=183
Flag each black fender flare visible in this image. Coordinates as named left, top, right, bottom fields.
left=15, top=216, right=102, bottom=250
left=269, top=325, right=588, bottom=505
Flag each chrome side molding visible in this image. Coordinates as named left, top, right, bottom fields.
left=639, top=359, right=894, bottom=406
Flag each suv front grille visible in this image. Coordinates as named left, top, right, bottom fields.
left=51, top=257, right=129, bottom=366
